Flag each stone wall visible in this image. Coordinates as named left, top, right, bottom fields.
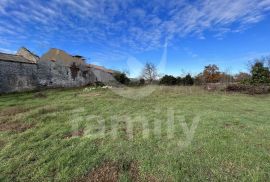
left=90, top=67, right=116, bottom=84
left=0, top=60, right=116, bottom=93
left=0, top=61, right=38, bottom=93
left=37, top=60, right=96, bottom=88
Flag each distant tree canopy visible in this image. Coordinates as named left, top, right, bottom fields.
left=139, top=78, right=145, bottom=85
left=250, top=60, right=270, bottom=84
left=141, top=63, right=158, bottom=83
left=113, top=72, right=130, bottom=85
left=159, top=74, right=194, bottom=86
left=203, top=64, right=221, bottom=83
left=115, top=56, right=270, bottom=87
left=182, top=74, right=194, bottom=85
left=160, top=75, right=177, bottom=85
left=235, top=72, right=251, bottom=83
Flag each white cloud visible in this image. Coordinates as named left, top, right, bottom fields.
left=0, top=0, right=270, bottom=57
left=0, top=48, right=16, bottom=54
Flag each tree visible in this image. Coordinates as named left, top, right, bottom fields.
left=176, top=76, right=183, bottom=85
left=203, top=64, right=221, bottom=83
left=141, top=63, right=158, bottom=83
left=234, top=72, right=251, bottom=83
left=194, top=73, right=204, bottom=85
left=113, top=72, right=130, bottom=85
left=220, top=72, right=234, bottom=84
left=250, top=60, right=270, bottom=84
left=139, top=78, right=145, bottom=85
left=183, top=74, right=194, bottom=85
left=160, top=75, right=177, bottom=85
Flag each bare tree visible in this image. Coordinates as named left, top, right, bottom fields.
left=141, top=63, right=158, bottom=84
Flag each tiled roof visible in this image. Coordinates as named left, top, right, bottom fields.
left=40, top=48, right=85, bottom=65
left=0, top=52, right=35, bottom=64
left=88, top=64, right=115, bottom=74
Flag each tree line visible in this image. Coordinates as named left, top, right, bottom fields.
left=113, top=57, right=270, bottom=86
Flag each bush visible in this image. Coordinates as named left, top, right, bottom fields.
left=176, top=77, right=182, bottom=85
left=95, top=81, right=105, bottom=87
left=113, top=72, right=130, bottom=85
left=182, top=74, right=194, bottom=85
left=226, top=84, right=270, bottom=94
left=235, top=72, right=251, bottom=83
left=139, top=78, right=145, bottom=85
left=159, top=74, right=194, bottom=86
left=250, top=60, right=270, bottom=84
left=160, top=75, right=177, bottom=85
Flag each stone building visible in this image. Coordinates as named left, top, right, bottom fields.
left=37, top=48, right=95, bottom=88
left=0, top=52, right=38, bottom=93
left=16, top=47, right=40, bottom=63
left=0, top=47, right=116, bottom=93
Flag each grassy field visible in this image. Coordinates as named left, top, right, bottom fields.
left=0, top=86, right=269, bottom=181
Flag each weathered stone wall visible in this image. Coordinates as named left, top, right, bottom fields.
left=37, top=60, right=96, bottom=88
left=0, top=59, right=116, bottom=93
left=90, top=67, right=116, bottom=84
left=0, top=61, right=38, bottom=93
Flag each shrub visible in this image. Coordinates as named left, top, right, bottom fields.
left=250, top=61, right=270, bottom=84
left=176, top=77, right=182, bottom=85
left=235, top=72, right=251, bottom=83
left=226, top=83, right=270, bottom=94
left=182, top=74, right=194, bottom=85
left=95, top=81, right=105, bottom=87
left=113, top=72, right=130, bottom=85
left=194, top=73, right=204, bottom=85
left=160, top=75, right=177, bottom=85
left=139, top=78, right=145, bottom=85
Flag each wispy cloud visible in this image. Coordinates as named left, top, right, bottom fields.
left=0, top=0, right=270, bottom=57
left=0, top=48, right=16, bottom=54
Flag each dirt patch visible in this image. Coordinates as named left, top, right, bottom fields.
left=0, top=107, right=29, bottom=117
left=144, top=175, right=160, bottom=182
left=0, top=122, right=34, bottom=132
left=221, top=161, right=242, bottom=177
left=65, top=129, right=84, bottom=139
left=0, top=140, right=6, bottom=148
left=33, top=92, right=47, bottom=98
left=224, top=123, right=232, bottom=128
left=75, top=160, right=159, bottom=182
left=76, top=161, right=119, bottom=182
left=37, top=106, right=60, bottom=115
left=128, top=161, right=140, bottom=181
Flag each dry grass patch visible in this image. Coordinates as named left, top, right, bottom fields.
left=65, top=128, right=84, bottom=139
left=33, top=92, right=47, bottom=98
left=0, top=121, right=34, bottom=132
left=0, top=139, right=6, bottom=149
left=75, top=161, right=119, bottom=182
left=0, top=106, right=30, bottom=117
left=37, top=106, right=61, bottom=115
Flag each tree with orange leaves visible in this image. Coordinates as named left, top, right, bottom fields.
left=203, top=64, right=221, bottom=83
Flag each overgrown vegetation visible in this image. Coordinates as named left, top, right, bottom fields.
left=0, top=87, right=269, bottom=181
left=132, top=58, right=270, bottom=94
left=113, top=72, right=130, bottom=85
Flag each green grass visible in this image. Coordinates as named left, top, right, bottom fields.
left=0, top=86, right=269, bottom=181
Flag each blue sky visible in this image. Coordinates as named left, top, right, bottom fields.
left=1, top=0, right=270, bottom=77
